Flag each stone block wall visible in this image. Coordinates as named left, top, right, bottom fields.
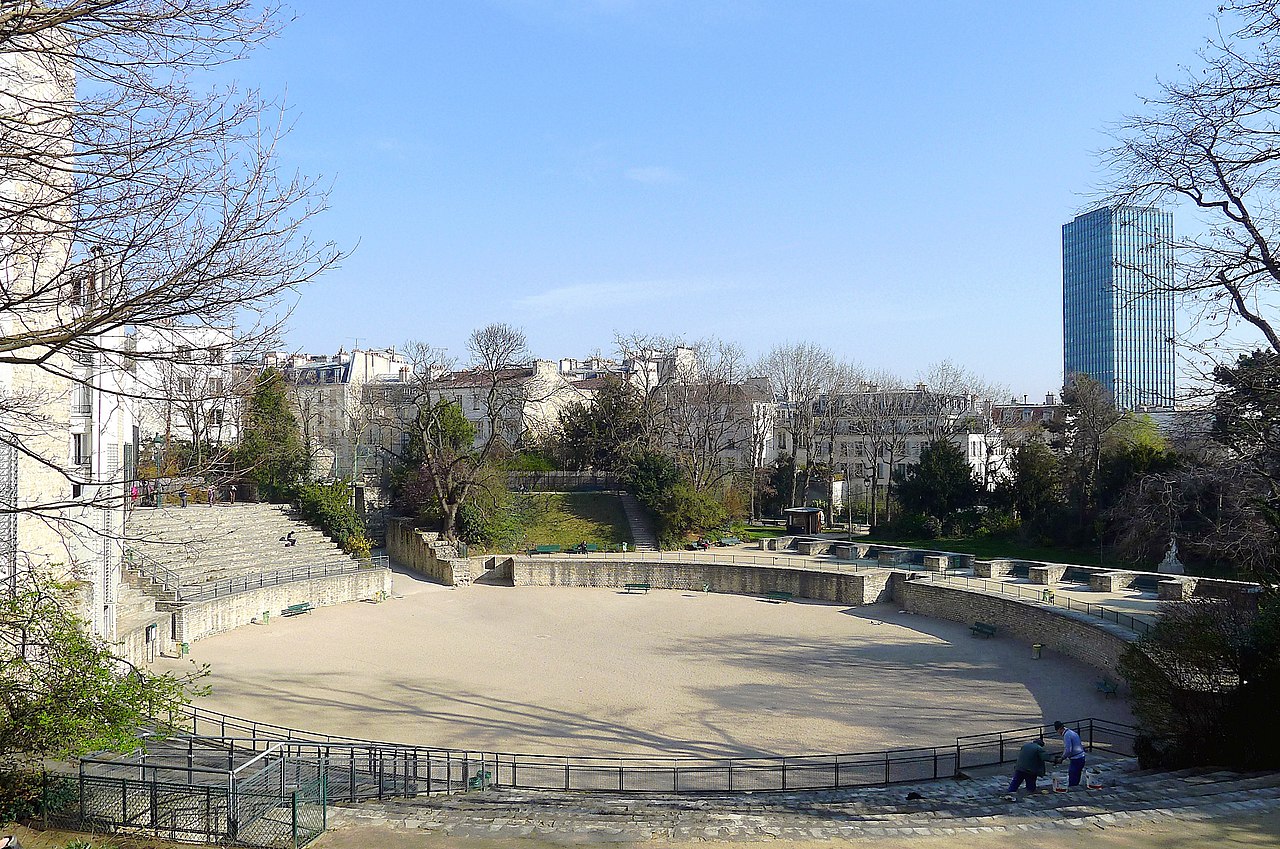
left=167, top=567, right=392, bottom=649
left=895, top=581, right=1135, bottom=674
left=387, top=518, right=469, bottom=585
left=512, top=557, right=894, bottom=606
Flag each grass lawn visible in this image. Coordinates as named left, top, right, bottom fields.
left=509, top=492, right=631, bottom=551
left=735, top=524, right=785, bottom=541
left=860, top=534, right=1103, bottom=566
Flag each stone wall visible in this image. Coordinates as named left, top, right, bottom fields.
left=512, top=556, right=897, bottom=605
left=387, top=518, right=469, bottom=585
left=164, top=567, right=391, bottom=650
left=895, top=580, right=1135, bottom=674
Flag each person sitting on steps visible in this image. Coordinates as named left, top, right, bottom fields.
left=280, top=531, right=297, bottom=547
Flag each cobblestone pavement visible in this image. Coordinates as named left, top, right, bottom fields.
left=327, top=759, right=1280, bottom=841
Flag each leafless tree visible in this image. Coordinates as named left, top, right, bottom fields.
left=658, top=338, right=757, bottom=493
left=1103, top=0, right=1280, bottom=355
left=761, top=342, right=835, bottom=507
left=1, top=1, right=340, bottom=526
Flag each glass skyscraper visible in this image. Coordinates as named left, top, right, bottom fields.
left=1062, top=205, right=1175, bottom=410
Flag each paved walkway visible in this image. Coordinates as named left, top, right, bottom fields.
left=321, top=759, right=1280, bottom=843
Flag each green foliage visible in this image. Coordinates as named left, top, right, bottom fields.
left=505, top=450, right=557, bottom=472
left=235, top=367, right=306, bottom=501
left=295, top=480, right=369, bottom=556
left=0, top=770, right=77, bottom=826
left=658, top=484, right=729, bottom=548
left=555, top=376, right=646, bottom=472
left=893, top=439, right=977, bottom=520
left=0, top=572, right=205, bottom=768
left=1000, top=440, right=1062, bottom=530
left=1119, top=595, right=1280, bottom=770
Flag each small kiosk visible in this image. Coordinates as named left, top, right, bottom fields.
left=783, top=507, right=824, bottom=535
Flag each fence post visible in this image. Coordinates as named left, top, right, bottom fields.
left=954, top=741, right=961, bottom=776
left=883, top=752, right=890, bottom=784
left=564, top=761, right=570, bottom=791
left=782, top=757, right=787, bottom=790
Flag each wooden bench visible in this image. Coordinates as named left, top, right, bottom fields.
left=531, top=544, right=561, bottom=555
left=281, top=602, right=313, bottom=617
left=765, top=590, right=794, bottom=603
left=623, top=583, right=650, bottom=594
left=969, top=621, right=997, bottom=638
left=1096, top=678, right=1119, bottom=698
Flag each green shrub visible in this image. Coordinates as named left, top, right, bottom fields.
left=295, top=480, right=368, bottom=556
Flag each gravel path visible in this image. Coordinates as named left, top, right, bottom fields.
left=157, top=565, right=1132, bottom=757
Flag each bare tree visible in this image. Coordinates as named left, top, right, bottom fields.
left=1, top=1, right=340, bottom=524
left=761, top=342, right=835, bottom=507
left=1103, top=0, right=1280, bottom=355
left=658, top=337, right=757, bottom=493
left=396, top=325, right=553, bottom=540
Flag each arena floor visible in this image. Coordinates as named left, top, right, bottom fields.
left=155, top=565, right=1133, bottom=758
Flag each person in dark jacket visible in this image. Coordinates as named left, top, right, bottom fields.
left=1007, top=737, right=1051, bottom=794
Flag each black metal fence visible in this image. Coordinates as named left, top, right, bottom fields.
left=72, top=745, right=327, bottom=848
left=166, top=708, right=1138, bottom=797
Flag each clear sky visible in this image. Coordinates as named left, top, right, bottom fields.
left=241, top=1, right=1220, bottom=395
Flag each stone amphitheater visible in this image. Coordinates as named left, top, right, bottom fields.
left=87, top=501, right=1280, bottom=848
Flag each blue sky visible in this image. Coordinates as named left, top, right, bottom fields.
left=244, top=1, right=1219, bottom=394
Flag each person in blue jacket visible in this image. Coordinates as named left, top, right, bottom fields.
left=1055, top=720, right=1087, bottom=786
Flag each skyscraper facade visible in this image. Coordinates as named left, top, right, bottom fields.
left=1062, top=205, right=1176, bottom=410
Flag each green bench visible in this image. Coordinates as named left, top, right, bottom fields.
left=765, top=590, right=793, bottom=603
left=467, top=770, right=491, bottom=790
left=624, top=582, right=650, bottom=594
left=719, top=536, right=742, bottom=545
left=1096, top=678, right=1119, bottom=698
left=281, top=602, right=313, bottom=617
left=969, top=621, right=997, bottom=638
left=531, top=544, right=561, bottom=555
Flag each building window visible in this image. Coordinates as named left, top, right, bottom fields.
left=208, top=409, right=223, bottom=426
left=209, top=348, right=224, bottom=364
left=176, top=346, right=191, bottom=362
left=209, top=377, right=224, bottom=395
left=178, top=377, right=193, bottom=395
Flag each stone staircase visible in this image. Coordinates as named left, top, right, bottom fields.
left=124, top=503, right=358, bottom=601
left=331, top=759, right=1280, bottom=840
left=618, top=492, right=658, bottom=551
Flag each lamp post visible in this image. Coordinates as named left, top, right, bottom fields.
left=863, top=475, right=872, bottom=533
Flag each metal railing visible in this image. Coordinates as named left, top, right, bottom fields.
left=146, top=707, right=1137, bottom=797
left=123, top=552, right=389, bottom=603
left=532, top=549, right=877, bottom=573
left=124, top=547, right=183, bottom=599
left=181, top=555, right=389, bottom=602
left=919, top=571, right=1154, bottom=635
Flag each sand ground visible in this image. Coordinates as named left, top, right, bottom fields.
left=155, top=566, right=1131, bottom=757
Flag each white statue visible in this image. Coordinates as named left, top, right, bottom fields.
left=1157, top=535, right=1184, bottom=575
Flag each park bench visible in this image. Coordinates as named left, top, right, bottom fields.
left=765, top=590, right=794, bottom=603
left=281, top=602, right=313, bottom=617
left=531, top=544, right=561, bottom=555
left=1096, top=678, right=1119, bottom=698
left=467, top=770, right=491, bottom=790
left=969, top=621, right=997, bottom=638
left=623, top=582, right=650, bottom=594
left=718, top=536, right=742, bottom=545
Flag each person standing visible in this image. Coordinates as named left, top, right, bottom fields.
left=1006, top=737, right=1051, bottom=795
left=228, top=483, right=236, bottom=505
left=1055, top=721, right=1086, bottom=787
left=207, top=487, right=216, bottom=507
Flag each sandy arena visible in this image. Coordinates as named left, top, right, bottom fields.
left=156, top=565, right=1133, bottom=757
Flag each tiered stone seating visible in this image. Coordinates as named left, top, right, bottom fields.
left=124, top=503, right=357, bottom=600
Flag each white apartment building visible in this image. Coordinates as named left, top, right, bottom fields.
left=131, top=323, right=239, bottom=455
left=781, top=385, right=1004, bottom=500
left=278, top=347, right=412, bottom=481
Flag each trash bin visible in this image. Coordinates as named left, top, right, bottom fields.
left=262, top=610, right=270, bottom=624
left=180, top=642, right=189, bottom=656
left=1032, top=644, right=1043, bottom=659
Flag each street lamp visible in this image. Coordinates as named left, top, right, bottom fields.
left=863, top=476, right=872, bottom=533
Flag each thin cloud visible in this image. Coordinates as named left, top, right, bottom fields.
left=625, top=165, right=682, bottom=185
left=514, top=280, right=690, bottom=315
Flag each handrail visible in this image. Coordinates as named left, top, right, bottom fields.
left=120, top=707, right=1139, bottom=796
left=920, top=571, right=1154, bottom=635
left=122, top=552, right=389, bottom=602
left=182, top=555, right=389, bottom=602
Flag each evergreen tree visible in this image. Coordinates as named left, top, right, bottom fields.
left=236, top=367, right=306, bottom=500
